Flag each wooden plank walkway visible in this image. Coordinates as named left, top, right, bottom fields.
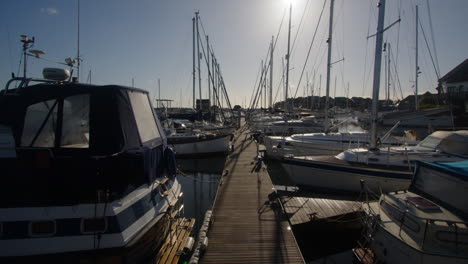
left=277, top=191, right=363, bottom=226
left=155, top=218, right=195, bottom=264
left=200, top=124, right=304, bottom=264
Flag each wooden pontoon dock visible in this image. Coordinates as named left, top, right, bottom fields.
left=200, top=125, right=304, bottom=263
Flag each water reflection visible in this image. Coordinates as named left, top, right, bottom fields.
left=176, top=155, right=226, bottom=232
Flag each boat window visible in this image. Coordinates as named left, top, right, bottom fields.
left=61, top=94, right=90, bottom=148
left=436, top=230, right=468, bottom=245
left=21, top=99, right=58, bottom=147
left=418, top=136, right=441, bottom=149
left=128, top=91, right=161, bottom=144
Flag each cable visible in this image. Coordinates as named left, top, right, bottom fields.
left=418, top=16, right=440, bottom=80
left=292, top=0, right=327, bottom=99
left=425, top=0, right=440, bottom=77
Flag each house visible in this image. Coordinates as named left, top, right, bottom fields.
left=438, top=58, right=468, bottom=115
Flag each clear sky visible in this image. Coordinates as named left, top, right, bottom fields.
left=1, top=0, right=467, bottom=108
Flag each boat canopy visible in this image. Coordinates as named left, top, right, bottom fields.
left=410, top=160, right=468, bottom=220
left=418, top=130, right=468, bottom=155
left=0, top=82, right=166, bottom=154
left=0, top=82, right=175, bottom=207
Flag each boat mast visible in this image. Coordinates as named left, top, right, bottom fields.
left=196, top=12, right=202, bottom=111
left=387, top=42, right=391, bottom=106
left=207, top=35, right=211, bottom=108
left=415, top=5, right=419, bottom=111
left=306, top=72, right=309, bottom=109
left=77, top=0, right=80, bottom=82
left=270, top=36, right=273, bottom=109
left=192, top=17, right=196, bottom=109
left=285, top=3, right=292, bottom=113
left=370, top=0, right=386, bottom=149
left=158, top=78, right=161, bottom=109
left=324, top=0, right=335, bottom=132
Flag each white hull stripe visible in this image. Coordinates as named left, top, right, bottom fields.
left=0, top=179, right=176, bottom=240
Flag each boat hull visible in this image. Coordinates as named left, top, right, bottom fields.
left=168, top=134, right=231, bottom=156
left=0, top=179, right=183, bottom=264
left=281, top=157, right=412, bottom=194
left=264, top=136, right=365, bottom=158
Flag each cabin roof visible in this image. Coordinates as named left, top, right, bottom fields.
left=0, top=82, right=164, bottom=154
left=439, top=58, right=468, bottom=84
left=431, top=130, right=468, bottom=155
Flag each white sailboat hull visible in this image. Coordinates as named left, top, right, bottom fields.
left=281, top=157, right=411, bottom=193
left=264, top=134, right=371, bottom=158
left=169, top=134, right=231, bottom=155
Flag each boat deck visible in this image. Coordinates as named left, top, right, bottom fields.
left=200, top=123, right=304, bottom=263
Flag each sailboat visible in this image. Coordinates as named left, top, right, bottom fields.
left=263, top=0, right=379, bottom=157
left=279, top=0, right=468, bottom=194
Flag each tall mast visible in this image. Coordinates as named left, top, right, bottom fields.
left=192, top=17, right=196, bottom=109
left=285, top=3, right=292, bottom=113
left=212, top=54, right=216, bottom=108
left=415, top=5, right=419, bottom=110
left=207, top=35, right=211, bottom=108
left=196, top=12, right=202, bottom=111
left=346, top=82, right=350, bottom=111
left=306, top=72, right=309, bottom=109
left=318, top=74, right=321, bottom=109
left=384, top=43, right=388, bottom=103
left=324, top=0, right=335, bottom=132
left=269, top=36, right=274, bottom=109
left=370, top=0, right=386, bottom=149
left=387, top=42, right=391, bottom=105
left=282, top=57, right=285, bottom=110
left=77, top=0, right=81, bottom=81
left=158, top=78, right=161, bottom=109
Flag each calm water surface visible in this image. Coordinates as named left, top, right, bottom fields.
left=176, top=155, right=226, bottom=232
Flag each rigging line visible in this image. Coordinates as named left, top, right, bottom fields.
left=290, top=0, right=311, bottom=58
left=292, top=0, right=327, bottom=99
left=251, top=8, right=287, bottom=110
left=248, top=63, right=264, bottom=110
left=390, top=49, right=404, bottom=100
left=395, top=8, right=401, bottom=88
left=425, top=0, right=440, bottom=78
left=418, top=15, right=440, bottom=80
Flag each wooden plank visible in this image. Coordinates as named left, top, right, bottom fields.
left=200, top=122, right=304, bottom=264
left=278, top=194, right=362, bottom=226
left=156, top=218, right=195, bottom=264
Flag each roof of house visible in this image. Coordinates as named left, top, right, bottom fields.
left=439, top=58, right=468, bottom=84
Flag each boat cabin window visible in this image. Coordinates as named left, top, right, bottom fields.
left=418, top=136, right=441, bottom=149
left=21, top=99, right=58, bottom=147
left=20, top=94, right=90, bottom=148
left=61, top=94, right=90, bottom=148
left=128, top=91, right=161, bottom=144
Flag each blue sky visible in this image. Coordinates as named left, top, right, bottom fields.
left=1, top=0, right=467, bottom=108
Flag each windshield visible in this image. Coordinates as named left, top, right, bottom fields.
left=20, top=94, right=90, bottom=148
left=418, top=136, right=442, bottom=149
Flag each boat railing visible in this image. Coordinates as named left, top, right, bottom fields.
left=2, top=77, right=62, bottom=94
left=375, top=196, right=468, bottom=257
